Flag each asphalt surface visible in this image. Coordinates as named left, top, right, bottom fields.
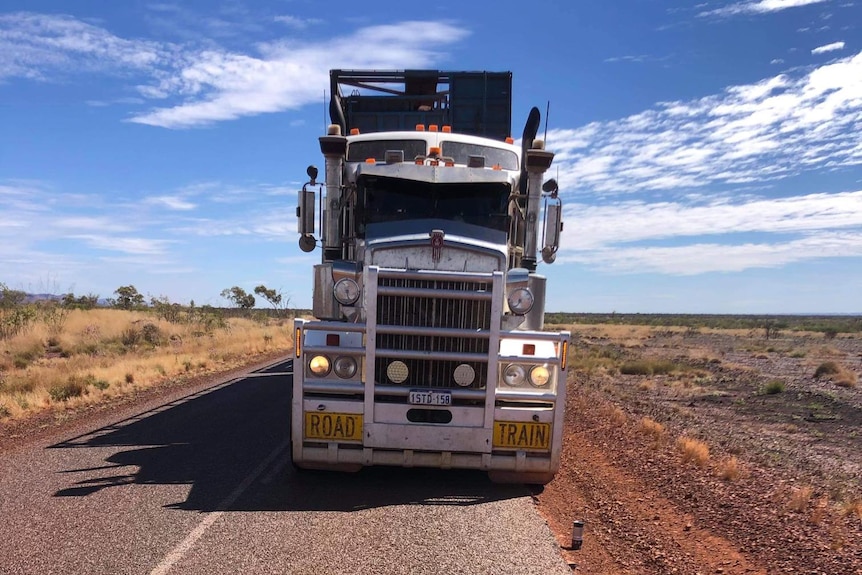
left=0, top=359, right=571, bottom=574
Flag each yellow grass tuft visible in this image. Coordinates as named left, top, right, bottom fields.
left=677, top=436, right=710, bottom=467
left=717, top=456, right=742, bottom=481
left=788, top=485, right=814, bottom=513
left=638, top=417, right=666, bottom=442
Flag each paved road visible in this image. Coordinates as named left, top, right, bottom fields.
left=0, top=359, right=571, bottom=574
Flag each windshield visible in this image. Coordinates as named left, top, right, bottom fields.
left=441, top=141, right=518, bottom=170
left=358, top=176, right=511, bottom=235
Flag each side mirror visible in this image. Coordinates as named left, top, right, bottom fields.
left=541, top=201, right=561, bottom=264
left=297, top=189, right=316, bottom=252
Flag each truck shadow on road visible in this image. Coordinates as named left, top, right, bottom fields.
left=50, top=362, right=531, bottom=512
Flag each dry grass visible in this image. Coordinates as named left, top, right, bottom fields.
left=813, top=361, right=858, bottom=388
left=677, top=436, right=710, bottom=467
left=841, top=498, right=862, bottom=520
left=788, top=485, right=814, bottom=513
left=717, top=456, right=742, bottom=481
left=0, top=309, right=293, bottom=421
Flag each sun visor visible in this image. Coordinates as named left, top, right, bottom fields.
left=355, top=163, right=517, bottom=185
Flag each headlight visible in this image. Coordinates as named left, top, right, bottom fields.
left=529, top=365, right=550, bottom=387
left=309, top=355, right=331, bottom=376
left=503, top=364, right=526, bottom=386
left=333, top=356, right=357, bottom=379
left=507, top=287, right=534, bottom=315
left=386, top=360, right=409, bottom=384
left=334, top=278, right=360, bottom=305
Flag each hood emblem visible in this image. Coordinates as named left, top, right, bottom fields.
left=430, top=229, right=445, bottom=263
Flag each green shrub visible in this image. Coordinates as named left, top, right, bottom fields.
left=762, top=380, right=785, bottom=395
left=49, top=379, right=87, bottom=402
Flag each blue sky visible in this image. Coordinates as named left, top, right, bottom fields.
left=1, top=0, right=860, bottom=313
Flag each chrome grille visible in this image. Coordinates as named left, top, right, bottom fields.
left=375, top=273, right=491, bottom=389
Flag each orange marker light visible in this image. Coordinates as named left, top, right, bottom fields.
left=429, top=124, right=439, bottom=132
left=523, top=344, right=536, bottom=355
left=415, top=124, right=426, bottom=131
left=429, top=146, right=441, bottom=156
left=505, top=137, right=514, bottom=144
left=365, top=158, right=376, bottom=164
left=492, top=163, right=502, bottom=170
left=442, top=125, right=452, bottom=133
left=350, top=128, right=360, bottom=135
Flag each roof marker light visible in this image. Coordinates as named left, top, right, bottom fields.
left=365, top=158, right=376, bottom=164
left=505, top=137, right=514, bottom=144
left=350, top=128, right=360, bottom=135
left=429, top=124, right=439, bottom=132
left=415, top=124, right=425, bottom=131
left=442, top=125, right=452, bottom=133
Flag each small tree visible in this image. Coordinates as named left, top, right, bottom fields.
left=220, top=286, right=255, bottom=309
left=254, top=285, right=290, bottom=316
left=114, top=285, right=145, bottom=310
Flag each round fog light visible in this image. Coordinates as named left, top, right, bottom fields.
left=333, top=356, right=357, bottom=379
left=387, top=360, right=409, bottom=384
left=453, top=363, right=475, bottom=387
left=309, top=355, right=331, bottom=376
left=503, top=364, right=526, bottom=386
left=529, top=365, right=550, bottom=387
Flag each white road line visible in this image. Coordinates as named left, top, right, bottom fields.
left=149, top=440, right=290, bottom=575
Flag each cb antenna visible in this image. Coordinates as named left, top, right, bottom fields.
left=543, top=100, right=550, bottom=142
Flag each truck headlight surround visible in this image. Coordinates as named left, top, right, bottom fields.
left=333, top=278, right=360, bottom=305
left=507, top=287, right=534, bottom=315
left=503, top=363, right=526, bottom=386
left=333, top=356, right=357, bottom=379
left=529, top=365, right=550, bottom=387
left=309, top=355, right=331, bottom=376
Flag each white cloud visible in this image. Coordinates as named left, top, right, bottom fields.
left=699, top=0, right=830, bottom=17
left=0, top=12, right=162, bottom=80
left=130, top=21, right=468, bottom=128
left=557, top=190, right=862, bottom=274
left=273, top=15, right=322, bottom=29
left=811, top=41, right=846, bottom=54
left=146, top=195, right=197, bottom=210
left=70, top=234, right=175, bottom=255
left=549, top=50, right=862, bottom=195
left=0, top=13, right=468, bottom=128
left=562, top=232, right=862, bottom=275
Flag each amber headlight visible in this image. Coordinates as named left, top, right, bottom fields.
left=333, top=356, right=357, bottom=379
left=507, top=287, right=534, bottom=315
left=309, top=355, right=331, bottom=376
left=529, top=365, right=550, bottom=387
left=503, top=364, right=526, bottom=386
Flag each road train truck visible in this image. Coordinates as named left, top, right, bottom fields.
left=293, top=70, right=570, bottom=484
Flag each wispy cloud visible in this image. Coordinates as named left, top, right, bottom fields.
left=699, top=0, right=830, bottom=18
left=811, top=41, right=845, bottom=54
left=0, top=12, right=162, bottom=81
left=550, top=51, right=862, bottom=195
left=70, top=235, right=175, bottom=255
left=0, top=12, right=469, bottom=128
left=146, top=195, right=197, bottom=210
left=273, top=15, right=323, bottom=29
left=558, top=191, right=862, bottom=274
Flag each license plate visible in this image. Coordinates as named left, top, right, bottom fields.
left=408, top=390, right=452, bottom=406
left=304, top=412, right=363, bottom=442
left=493, top=421, right=551, bottom=450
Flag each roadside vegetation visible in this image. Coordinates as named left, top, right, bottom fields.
left=0, top=282, right=297, bottom=422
